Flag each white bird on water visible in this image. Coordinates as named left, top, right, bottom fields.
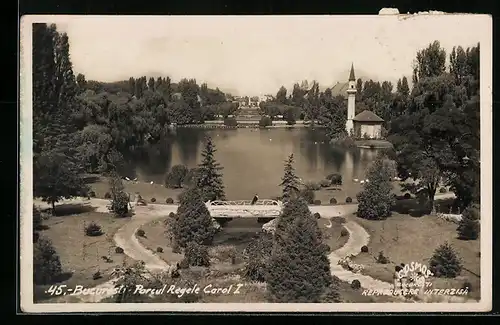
left=360, top=180, right=365, bottom=184
left=269, top=138, right=272, bottom=141
left=133, top=177, right=138, bottom=181
left=365, top=179, right=370, bottom=183
left=125, top=177, right=130, bottom=181
left=150, top=181, right=154, bottom=185
left=353, top=178, right=359, bottom=182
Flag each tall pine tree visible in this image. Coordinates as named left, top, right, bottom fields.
left=279, top=154, right=300, bottom=202
left=267, top=197, right=337, bottom=302
left=196, top=136, right=226, bottom=202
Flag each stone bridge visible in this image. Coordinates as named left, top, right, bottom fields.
left=205, top=199, right=283, bottom=218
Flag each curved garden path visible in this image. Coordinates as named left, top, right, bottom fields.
left=37, top=193, right=473, bottom=304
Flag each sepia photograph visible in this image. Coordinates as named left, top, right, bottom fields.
left=20, top=14, right=492, bottom=313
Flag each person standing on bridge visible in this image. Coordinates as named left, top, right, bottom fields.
left=251, top=194, right=259, bottom=205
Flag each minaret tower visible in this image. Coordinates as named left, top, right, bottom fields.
left=345, top=63, right=357, bottom=135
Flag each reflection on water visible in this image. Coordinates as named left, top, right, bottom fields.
left=122, top=128, right=380, bottom=200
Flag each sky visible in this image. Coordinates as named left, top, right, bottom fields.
left=30, top=15, right=489, bottom=97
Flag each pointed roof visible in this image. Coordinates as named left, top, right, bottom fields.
left=349, top=63, right=356, bottom=81
left=353, top=110, right=384, bottom=123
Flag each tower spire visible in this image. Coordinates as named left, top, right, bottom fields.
left=349, top=63, right=356, bottom=81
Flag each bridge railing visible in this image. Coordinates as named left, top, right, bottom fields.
left=206, top=199, right=283, bottom=207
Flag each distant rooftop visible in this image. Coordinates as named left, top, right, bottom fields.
left=353, top=110, right=384, bottom=123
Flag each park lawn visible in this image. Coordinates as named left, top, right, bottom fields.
left=351, top=212, right=481, bottom=300
left=135, top=217, right=184, bottom=266
left=34, top=210, right=134, bottom=302
left=318, top=217, right=349, bottom=252
left=87, top=174, right=183, bottom=204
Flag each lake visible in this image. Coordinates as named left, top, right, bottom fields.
left=121, top=128, right=380, bottom=201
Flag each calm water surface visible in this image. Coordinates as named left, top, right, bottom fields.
left=123, top=128, right=379, bottom=200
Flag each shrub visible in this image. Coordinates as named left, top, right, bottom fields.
left=429, top=242, right=463, bottom=278
left=165, top=164, right=189, bottom=189
left=305, top=181, right=321, bottom=191
left=33, top=236, right=62, bottom=285
left=320, top=179, right=330, bottom=187
left=340, top=228, right=349, bottom=237
left=403, top=193, right=411, bottom=199
left=184, top=242, right=210, bottom=267
left=313, top=200, right=321, bottom=205
left=331, top=216, right=346, bottom=224
left=178, top=258, right=189, bottom=269
left=115, top=247, right=124, bottom=254
left=88, top=190, right=96, bottom=198
left=331, top=136, right=356, bottom=149
left=259, top=116, right=272, bottom=127
left=156, top=247, right=163, bottom=253
left=439, top=187, right=447, bottom=193
left=376, top=251, right=389, bottom=264
left=223, top=117, right=238, bottom=127
left=84, top=221, right=103, bottom=237
left=345, top=197, right=352, bottom=203
left=326, top=173, right=342, bottom=185
left=457, top=205, right=480, bottom=240
left=360, top=245, right=369, bottom=253
left=166, top=197, right=174, bottom=204
left=92, top=272, right=102, bottom=280
left=329, top=197, right=337, bottom=205
left=104, top=192, right=112, bottom=199
left=299, top=188, right=315, bottom=204
left=109, top=191, right=130, bottom=218
left=168, top=212, right=176, bottom=218
left=351, top=279, right=361, bottom=290
left=313, top=212, right=321, bottom=220
left=151, top=197, right=156, bottom=203
left=136, top=229, right=145, bottom=237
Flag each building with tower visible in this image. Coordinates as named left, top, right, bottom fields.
left=345, top=64, right=384, bottom=139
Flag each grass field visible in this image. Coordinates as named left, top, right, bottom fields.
left=351, top=210, right=481, bottom=300
left=33, top=207, right=134, bottom=302
left=319, top=217, right=349, bottom=252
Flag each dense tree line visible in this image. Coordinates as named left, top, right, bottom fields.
left=32, top=23, right=238, bottom=208
left=389, top=41, right=480, bottom=210
left=264, top=41, right=480, bottom=211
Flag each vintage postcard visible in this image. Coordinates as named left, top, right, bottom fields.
left=19, top=13, right=492, bottom=313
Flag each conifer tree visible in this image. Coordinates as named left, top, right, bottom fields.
left=173, top=187, right=216, bottom=248
left=267, top=198, right=336, bottom=302
left=196, top=137, right=226, bottom=202
left=279, top=154, right=300, bottom=203
left=429, top=242, right=463, bottom=278
left=34, top=236, right=63, bottom=285
left=457, top=204, right=480, bottom=240
left=356, top=156, right=395, bottom=220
